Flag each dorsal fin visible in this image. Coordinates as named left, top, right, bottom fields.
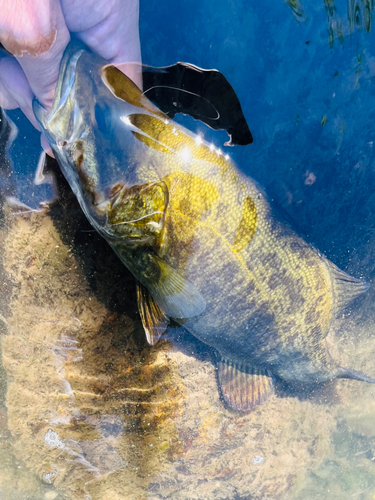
left=327, top=260, right=369, bottom=313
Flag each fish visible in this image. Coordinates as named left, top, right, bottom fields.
left=33, top=41, right=375, bottom=412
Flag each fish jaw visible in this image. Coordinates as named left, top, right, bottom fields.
left=33, top=42, right=85, bottom=149
left=32, top=42, right=104, bottom=229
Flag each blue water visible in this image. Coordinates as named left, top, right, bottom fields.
left=140, top=0, right=375, bottom=276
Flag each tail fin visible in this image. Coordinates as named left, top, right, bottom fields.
left=336, top=366, right=375, bottom=384
left=327, top=261, right=370, bottom=314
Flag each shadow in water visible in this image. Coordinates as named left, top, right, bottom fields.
left=45, top=156, right=145, bottom=346
left=274, top=377, right=342, bottom=406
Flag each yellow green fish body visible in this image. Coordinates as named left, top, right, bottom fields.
left=33, top=43, right=374, bottom=411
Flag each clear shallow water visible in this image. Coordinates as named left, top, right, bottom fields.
left=2, top=0, right=375, bottom=498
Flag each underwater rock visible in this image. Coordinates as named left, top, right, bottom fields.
left=1, top=203, right=184, bottom=499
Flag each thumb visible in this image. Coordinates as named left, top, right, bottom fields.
left=0, top=0, right=70, bottom=110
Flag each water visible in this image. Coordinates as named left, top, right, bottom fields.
left=2, top=0, right=375, bottom=498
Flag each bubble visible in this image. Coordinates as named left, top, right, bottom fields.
left=252, top=455, right=264, bottom=465
left=44, top=429, right=64, bottom=449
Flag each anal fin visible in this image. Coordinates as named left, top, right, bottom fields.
left=216, top=356, right=274, bottom=412
left=137, top=281, right=169, bottom=345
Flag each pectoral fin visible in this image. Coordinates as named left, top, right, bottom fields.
left=137, top=281, right=169, bottom=345
left=112, top=245, right=206, bottom=320
left=145, top=254, right=206, bottom=320
left=216, top=356, right=274, bottom=411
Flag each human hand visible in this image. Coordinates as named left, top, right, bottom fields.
left=0, top=0, right=141, bottom=147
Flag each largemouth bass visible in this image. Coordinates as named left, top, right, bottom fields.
left=33, top=42, right=375, bottom=411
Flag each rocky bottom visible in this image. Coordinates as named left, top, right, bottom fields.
left=0, top=198, right=375, bottom=500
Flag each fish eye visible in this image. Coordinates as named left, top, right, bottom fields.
left=94, top=102, right=113, bottom=135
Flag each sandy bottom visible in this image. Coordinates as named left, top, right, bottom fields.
left=1, top=195, right=375, bottom=500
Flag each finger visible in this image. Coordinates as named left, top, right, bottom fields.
left=115, top=62, right=143, bottom=90
left=41, top=134, right=54, bottom=157
left=0, top=0, right=58, bottom=56
left=0, top=56, right=55, bottom=155
left=0, top=0, right=70, bottom=110
left=61, top=0, right=142, bottom=87
left=0, top=56, right=40, bottom=129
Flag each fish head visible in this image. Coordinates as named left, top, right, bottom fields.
left=33, top=41, right=164, bottom=236
left=32, top=42, right=234, bottom=252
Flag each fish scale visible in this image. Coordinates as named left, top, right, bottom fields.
left=33, top=41, right=375, bottom=412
